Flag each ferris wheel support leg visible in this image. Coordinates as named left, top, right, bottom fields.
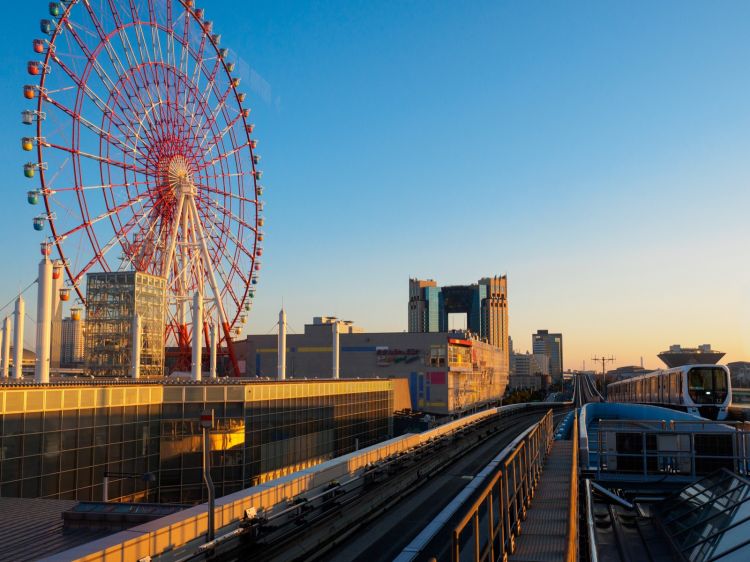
left=192, top=291, right=203, bottom=381
left=1, top=316, right=10, bottom=378
left=12, top=297, right=24, bottom=380
left=187, top=199, right=241, bottom=376
left=162, top=194, right=186, bottom=282
left=210, top=324, right=218, bottom=379
left=35, top=258, right=53, bottom=384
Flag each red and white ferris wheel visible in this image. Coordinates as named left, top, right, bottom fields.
left=21, top=0, right=263, bottom=375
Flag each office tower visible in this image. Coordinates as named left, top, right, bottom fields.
left=408, top=276, right=508, bottom=353
left=61, top=316, right=85, bottom=367
left=532, top=329, right=563, bottom=382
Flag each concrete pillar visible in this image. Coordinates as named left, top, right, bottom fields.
left=1, top=317, right=10, bottom=378
left=192, top=292, right=203, bottom=381
left=332, top=320, right=340, bottom=379
left=35, top=258, right=53, bottom=384
left=209, top=323, right=218, bottom=379
left=277, top=308, right=286, bottom=380
left=12, top=297, right=24, bottom=380
left=50, top=263, right=63, bottom=371
left=130, top=313, right=141, bottom=379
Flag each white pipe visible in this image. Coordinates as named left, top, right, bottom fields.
left=1, top=316, right=9, bottom=378
left=50, top=268, right=62, bottom=371
left=332, top=320, right=340, bottom=379
left=278, top=308, right=286, bottom=380
left=209, top=323, right=217, bottom=379
left=130, top=313, right=141, bottom=379
left=192, top=291, right=203, bottom=381
left=35, top=258, right=53, bottom=384
left=12, top=297, right=24, bottom=380
left=0, top=322, right=5, bottom=378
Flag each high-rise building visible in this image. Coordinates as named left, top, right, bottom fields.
left=408, top=279, right=439, bottom=332
left=85, top=271, right=167, bottom=377
left=532, top=329, right=563, bottom=382
left=60, top=316, right=85, bottom=367
left=408, top=276, right=509, bottom=352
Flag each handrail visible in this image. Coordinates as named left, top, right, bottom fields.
left=450, top=409, right=555, bottom=562
left=565, top=408, right=579, bottom=562
left=584, top=479, right=599, bottom=562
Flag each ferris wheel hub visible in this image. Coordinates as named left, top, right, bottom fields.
left=166, top=155, right=195, bottom=196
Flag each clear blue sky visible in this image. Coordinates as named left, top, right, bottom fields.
left=1, top=0, right=749, bottom=369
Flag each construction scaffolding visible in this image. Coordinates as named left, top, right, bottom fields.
left=85, top=272, right=166, bottom=377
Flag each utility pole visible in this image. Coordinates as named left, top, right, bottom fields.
left=591, top=355, right=615, bottom=398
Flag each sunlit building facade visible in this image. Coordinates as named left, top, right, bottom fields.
left=0, top=379, right=393, bottom=504
left=244, top=320, right=509, bottom=415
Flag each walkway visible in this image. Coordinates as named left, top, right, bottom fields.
left=509, top=440, right=574, bottom=562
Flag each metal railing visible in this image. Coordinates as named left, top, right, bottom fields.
left=595, top=419, right=750, bottom=479
left=565, top=409, right=579, bottom=562
left=451, top=409, right=555, bottom=562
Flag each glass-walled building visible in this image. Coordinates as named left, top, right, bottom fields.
left=85, top=272, right=166, bottom=377
left=0, top=379, right=394, bottom=504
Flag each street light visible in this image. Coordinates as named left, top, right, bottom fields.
left=201, top=409, right=216, bottom=542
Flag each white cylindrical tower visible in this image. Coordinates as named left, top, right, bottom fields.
left=209, top=323, right=218, bottom=379
left=0, top=320, right=6, bottom=378
left=12, top=297, right=24, bottom=380
left=192, top=292, right=203, bottom=381
left=1, top=316, right=10, bottom=378
left=278, top=308, right=287, bottom=380
left=332, top=320, right=340, bottom=379
left=35, top=258, right=53, bottom=384
left=130, top=313, right=142, bottom=379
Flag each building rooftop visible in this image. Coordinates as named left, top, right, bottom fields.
left=658, top=344, right=725, bottom=368
left=0, top=497, right=111, bottom=562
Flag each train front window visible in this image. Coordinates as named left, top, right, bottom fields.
left=688, top=368, right=728, bottom=404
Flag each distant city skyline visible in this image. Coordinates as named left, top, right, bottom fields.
left=0, top=1, right=747, bottom=370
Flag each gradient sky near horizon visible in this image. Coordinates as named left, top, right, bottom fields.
left=0, top=1, right=748, bottom=370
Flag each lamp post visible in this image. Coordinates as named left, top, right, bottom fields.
left=201, top=409, right=215, bottom=542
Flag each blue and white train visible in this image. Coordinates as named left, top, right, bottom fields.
left=607, top=364, right=732, bottom=420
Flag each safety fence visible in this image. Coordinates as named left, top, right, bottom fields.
left=451, top=408, right=562, bottom=562
left=593, top=419, right=750, bottom=480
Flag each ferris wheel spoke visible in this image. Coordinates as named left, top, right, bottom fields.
left=85, top=1, right=165, bottom=135
left=43, top=140, right=148, bottom=175
left=197, top=102, right=240, bottom=152
left=208, top=231, right=252, bottom=286
left=72, top=203, right=156, bottom=284
left=48, top=52, right=144, bottom=144
left=45, top=181, right=152, bottom=194
left=43, top=88, right=144, bottom=157
left=190, top=58, right=223, bottom=129
left=199, top=196, right=256, bottom=234
left=194, top=182, right=256, bottom=205
left=56, top=193, right=149, bottom=244
left=200, top=142, right=247, bottom=169
left=199, top=203, right=255, bottom=263
left=63, top=17, right=135, bottom=115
